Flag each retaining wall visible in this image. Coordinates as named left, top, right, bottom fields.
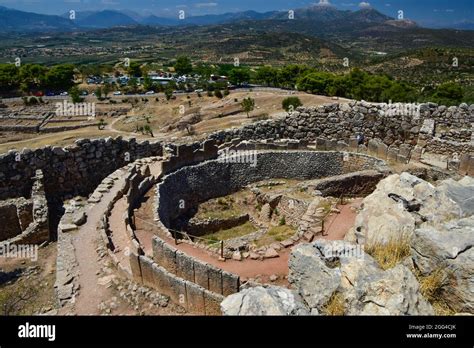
left=156, top=151, right=388, bottom=227
left=0, top=169, right=49, bottom=245
left=209, top=101, right=473, bottom=160
left=95, top=159, right=232, bottom=315
left=152, top=237, right=240, bottom=297
left=0, top=136, right=163, bottom=201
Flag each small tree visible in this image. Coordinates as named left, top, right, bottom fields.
left=164, top=87, right=173, bottom=101
left=95, top=87, right=102, bottom=99
left=98, top=118, right=107, bottom=130
left=102, top=83, right=111, bottom=98
left=69, top=86, right=83, bottom=104
left=143, top=124, right=154, bottom=137
left=214, top=89, right=223, bottom=99
left=282, top=96, right=302, bottom=113
left=241, top=97, right=255, bottom=118
left=174, top=56, right=193, bottom=75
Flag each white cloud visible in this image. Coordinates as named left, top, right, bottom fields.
left=358, top=2, right=371, bottom=9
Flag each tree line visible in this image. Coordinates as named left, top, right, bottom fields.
left=0, top=64, right=75, bottom=96
left=0, top=59, right=468, bottom=106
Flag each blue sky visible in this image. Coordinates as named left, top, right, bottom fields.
left=0, top=0, right=472, bottom=26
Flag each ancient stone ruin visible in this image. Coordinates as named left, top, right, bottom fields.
left=0, top=101, right=472, bottom=315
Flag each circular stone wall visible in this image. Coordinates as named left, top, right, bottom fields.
left=156, top=151, right=388, bottom=228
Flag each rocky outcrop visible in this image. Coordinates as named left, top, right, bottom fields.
left=341, top=262, right=434, bottom=315
left=346, top=173, right=462, bottom=245
left=223, top=239, right=433, bottom=315
left=437, top=176, right=474, bottom=217
left=411, top=216, right=474, bottom=313
left=345, top=172, right=474, bottom=314
left=288, top=242, right=341, bottom=309
left=220, top=286, right=309, bottom=315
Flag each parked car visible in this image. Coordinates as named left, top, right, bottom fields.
left=113, top=91, right=122, bottom=96
left=145, top=91, right=155, bottom=95
left=59, top=92, right=68, bottom=96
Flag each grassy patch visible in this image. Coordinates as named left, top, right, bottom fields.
left=204, top=221, right=257, bottom=245
left=365, top=236, right=411, bottom=270
left=195, top=195, right=243, bottom=220
left=255, top=225, right=296, bottom=247
left=322, top=292, right=345, bottom=316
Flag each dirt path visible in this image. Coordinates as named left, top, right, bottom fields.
left=321, top=198, right=362, bottom=240
left=108, top=161, right=360, bottom=288
left=132, top=190, right=361, bottom=287
left=69, top=170, right=127, bottom=315
left=133, top=188, right=291, bottom=286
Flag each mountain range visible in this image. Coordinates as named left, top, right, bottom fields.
left=0, top=5, right=420, bottom=33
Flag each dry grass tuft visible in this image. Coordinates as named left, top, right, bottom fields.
left=322, top=292, right=346, bottom=316
left=415, top=268, right=456, bottom=316
left=365, top=236, right=411, bottom=270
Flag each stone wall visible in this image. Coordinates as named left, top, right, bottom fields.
left=209, top=102, right=473, bottom=157
left=0, top=169, right=49, bottom=244
left=137, top=254, right=223, bottom=315
left=0, top=125, right=40, bottom=133
left=92, top=159, right=231, bottom=315
left=152, top=237, right=240, bottom=296
left=0, top=202, right=23, bottom=240
left=156, top=151, right=387, bottom=228
left=305, top=170, right=386, bottom=197
left=0, top=136, right=163, bottom=201
left=161, top=139, right=218, bottom=175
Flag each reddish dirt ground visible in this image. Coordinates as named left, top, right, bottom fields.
left=321, top=198, right=362, bottom=240
left=64, top=171, right=130, bottom=315
left=131, top=190, right=362, bottom=286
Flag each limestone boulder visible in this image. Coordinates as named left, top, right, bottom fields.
left=221, top=286, right=309, bottom=315
left=288, top=241, right=341, bottom=310
left=411, top=216, right=474, bottom=313
left=287, top=239, right=434, bottom=315
left=343, top=263, right=434, bottom=315
left=437, top=176, right=474, bottom=217
left=347, top=173, right=461, bottom=245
